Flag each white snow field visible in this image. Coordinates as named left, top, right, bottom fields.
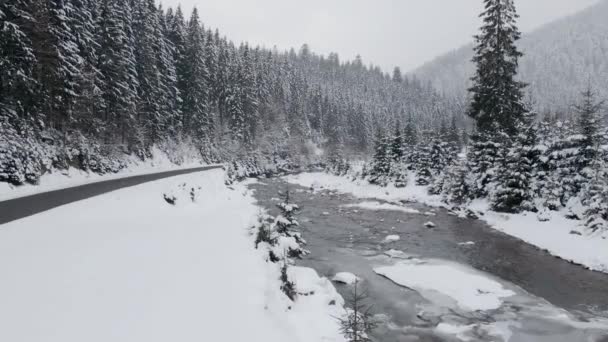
left=0, top=169, right=345, bottom=342
left=0, top=146, right=216, bottom=201
left=286, top=172, right=608, bottom=273
left=375, top=259, right=515, bottom=311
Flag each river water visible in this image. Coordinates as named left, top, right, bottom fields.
left=249, top=177, right=608, bottom=342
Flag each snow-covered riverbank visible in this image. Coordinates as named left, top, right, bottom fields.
left=286, top=172, right=608, bottom=274
left=0, top=169, right=345, bottom=342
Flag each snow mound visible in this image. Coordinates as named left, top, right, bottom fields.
left=332, top=272, right=360, bottom=285
left=342, top=201, right=420, bottom=214
left=375, top=259, right=515, bottom=311
left=458, top=241, right=476, bottom=246
left=383, top=235, right=401, bottom=243
left=384, top=249, right=409, bottom=259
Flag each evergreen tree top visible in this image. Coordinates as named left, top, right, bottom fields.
left=468, top=0, right=527, bottom=136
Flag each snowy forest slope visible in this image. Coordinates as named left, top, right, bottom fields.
left=412, top=0, right=608, bottom=114
left=0, top=0, right=455, bottom=186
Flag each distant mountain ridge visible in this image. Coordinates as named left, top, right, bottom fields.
left=412, top=0, right=608, bottom=114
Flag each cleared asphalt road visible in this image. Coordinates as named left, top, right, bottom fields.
left=0, top=166, right=222, bottom=225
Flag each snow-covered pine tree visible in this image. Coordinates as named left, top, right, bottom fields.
left=132, top=0, right=164, bottom=145
left=392, top=66, right=403, bottom=83
left=492, top=110, right=538, bottom=213
left=468, top=0, right=527, bottom=136
left=580, top=158, right=608, bottom=232
left=544, top=132, right=586, bottom=210
left=428, top=139, right=458, bottom=194
left=97, top=0, right=140, bottom=146
left=70, top=0, right=106, bottom=136
left=441, top=158, right=473, bottom=206
left=30, top=0, right=83, bottom=132
left=0, top=0, right=37, bottom=128
left=166, top=6, right=188, bottom=128
left=368, top=131, right=391, bottom=186
left=156, top=4, right=182, bottom=137
left=574, top=85, right=604, bottom=169
left=239, top=44, right=259, bottom=145
left=203, top=28, right=219, bottom=115
left=415, top=142, right=433, bottom=186
left=182, top=8, right=211, bottom=142
left=326, top=143, right=350, bottom=176
left=466, top=131, right=505, bottom=198
left=390, top=122, right=405, bottom=163
left=447, top=114, right=461, bottom=148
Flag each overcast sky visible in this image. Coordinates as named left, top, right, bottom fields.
left=160, top=0, right=599, bottom=73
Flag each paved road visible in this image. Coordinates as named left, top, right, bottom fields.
left=0, top=166, right=222, bottom=225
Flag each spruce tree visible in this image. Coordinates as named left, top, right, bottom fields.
left=492, top=111, right=537, bottom=213
left=182, top=8, right=211, bottom=142
left=156, top=4, right=182, bottom=137
left=133, top=0, right=164, bottom=145
left=392, top=67, right=403, bottom=83
left=240, top=44, right=259, bottom=145
left=0, top=1, right=37, bottom=128
left=574, top=85, right=604, bottom=165
left=368, top=131, right=391, bottom=186
left=30, top=0, right=83, bottom=131
left=70, top=0, right=106, bottom=136
left=97, top=0, right=140, bottom=145
left=167, top=6, right=189, bottom=132
left=468, top=0, right=526, bottom=136
left=390, top=122, right=404, bottom=162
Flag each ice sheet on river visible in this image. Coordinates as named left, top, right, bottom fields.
left=375, top=259, right=515, bottom=311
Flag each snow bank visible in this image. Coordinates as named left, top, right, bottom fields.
left=375, top=259, right=515, bottom=311
left=473, top=201, right=608, bottom=273
left=287, top=172, right=444, bottom=206
left=342, top=201, right=420, bottom=214
left=332, top=272, right=360, bottom=285
left=383, top=234, right=401, bottom=243
left=0, top=146, right=215, bottom=201
left=286, top=172, right=608, bottom=274
left=0, top=169, right=345, bottom=342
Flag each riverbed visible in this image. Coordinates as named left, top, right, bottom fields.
left=250, top=177, right=608, bottom=342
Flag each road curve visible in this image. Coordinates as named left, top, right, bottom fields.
left=0, top=166, right=222, bottom=225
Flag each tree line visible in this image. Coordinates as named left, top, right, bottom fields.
left=0, top=0, right=455, bottom=185
left=354, top=0, right=607, bottom=231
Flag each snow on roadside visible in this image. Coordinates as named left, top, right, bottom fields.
left=286, top=172, right=608, bottom=274
left=342, top=201, right=420, bottom=214
left=0, top=169, right=345, bottom=342
left=0, top=146, right=216, bottom=201
left=375, top=259, right=515, bottom=311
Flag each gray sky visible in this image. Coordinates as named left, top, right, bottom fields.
left=160, top=0, right=599, bottom=73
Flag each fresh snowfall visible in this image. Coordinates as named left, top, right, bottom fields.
left=1, top=0, right=608, bottom=341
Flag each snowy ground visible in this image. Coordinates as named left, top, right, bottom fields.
left=0, top=147, right=216, bottom=201
left=0, top=169, right=345, bottom=342
left=286, top=172, right=608, bottom=274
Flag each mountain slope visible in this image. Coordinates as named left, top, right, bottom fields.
left=413, top=0, right=608, bottom=113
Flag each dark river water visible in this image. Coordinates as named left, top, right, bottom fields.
left=249, top=177, right=608, bottom=342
